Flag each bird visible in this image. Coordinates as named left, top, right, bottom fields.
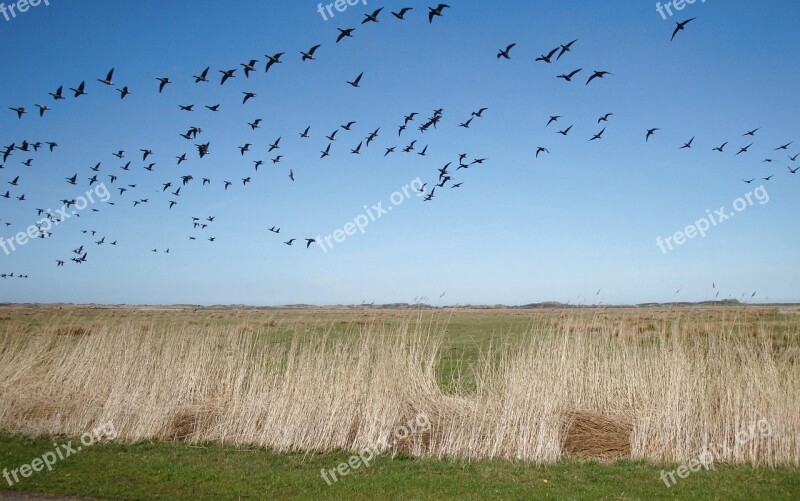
left=743, top=128, right=760, bottom=137
left=775, top=142, right=793, bottom=151
left=341, top=121, right=357, bottom=130
left=713, top=142, right=728, bottom=152
left=681, top=137, right=695, bottom=149
left=269, top=138, right=281, bottom=152
left=347, top=72, right=364, bottom=88
left=336, top=28, right=355, bottom=43
left=535, top=147, right=549, bottom=158
left=179, top=105, right=194, bottom=112
left=788, top=166, right=799, bottom=174
left=586, top=71, right=613, bottom=85
left=762, top=175, right=773, bottom=181
left=117, top=86, right=131, bottom=99
left=557, top=39, right=578, bottom=60
left=156, top=77, right=171, bottom=92
left=589, top=128, right=606, bottom=141
left=351, top=142, right=363, bottom=154
left=49, top=86, right=65, bottom=100
left=284, top=239, right=296, bottom=246
left=557, top=69, right=582, bottom=82
left=242, top=92, right=257, bottom=104
left=35, top=104, right=50, bottom=117
left=299, top=126, right=311, bottom=138
left=193, top=67, right=210, bottom=83
left=206, top=104, right=220, bottom=112
left=66, top=174, right=77, bottom=185
left=459, top=117, right=474, bottom=129
left=219, top=69, right=236, bottom=85
left=265, top=53, right=284, bottom=73
left=301, top=45, right=321, bottom=61
left=671, top=18, right=696, bottom=41
left=547, top=116, right=561, bottom=127
left=598, top=113, right=614, bottom=123
left=736, top=143, right=753, bottom=155
left=741, top=178, right=755, bottom=184
left=97, top=68, right=115, bottom=86
left=392, top=7, right=413, bottom=20
left=9, top=107, right=25, bottom=119
left=384, top=147, right=396, bottom=157
left=428, top=3, right=450, bottom=23
left=362, top=7, right=384, bottom=23
left=248, top=119, right=262, bottom=130
left=646, top=128, right=660, bottom=142
left=239, top=144, right=252, bottom=155
left=497, top=43, right=516, bottom=60
left=288, top=170, right=294, bottom=182
left=472, top=108, right=488, bottom=118
left=535, top=47, right=559, bottom=63
left=557, top=125, right=573, bottom=136
left=321, top=144, right=332, bottom=158
left=240, top=59, right=258, bottom=78
left=70, top=81, right=87, bottom=97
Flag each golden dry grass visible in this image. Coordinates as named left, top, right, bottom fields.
left=0, top=307, right=797, bottom=466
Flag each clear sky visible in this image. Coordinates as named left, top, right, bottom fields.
left=0, top=0, right=798, bottom=306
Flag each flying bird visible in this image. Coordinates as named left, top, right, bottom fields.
left=589, top=128, right=606, bottom=141
left=646, top=128, right=660, bottom=142
left=671, top=18, right=696, bottom=41
left=265, top=53, right=284, bottom=73
left=301, top=45, right=321, bottom=61
left=337, top=28, right=355, bottom=43
left=70, top=81, right=87, bottom=97
left=535, top=47, right=559, bottom=63
left=557, top=68, right=582, bottom=82
left=586, top=70, right=613, bottom=85
left=497, top=43, right=516, bottom=60
left=97, top=68, right=115, bottom=86
left=156, top=77, right=171, bottom=92
left=347, top=72, right=364, bottom=88
left=392, top=7, right=413, bottom=19
left=193, top=67, right=210, bottom=83
left=557, top=39, right=577, bottom=60
left=428, top=4, right=450, bottom=23
left=362, top=7, right=384, bottom=23
left=219, top=69, right=236, bottom=85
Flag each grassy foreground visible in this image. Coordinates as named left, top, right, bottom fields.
left=2, top=435, right=799, bottom=500
left=1, top=305, right=799, bottom=499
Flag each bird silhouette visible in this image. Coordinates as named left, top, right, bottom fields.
left=392, top=7, right=413, bottom=20
left=557, top=69, right=582, bottom=82
left=497, top=43, right=516, bottom=60
left=428, top=4, right=450, bottom=23
left=671, top=18, right=696, bottom=41
left=535, top=47, right=559, bottom=63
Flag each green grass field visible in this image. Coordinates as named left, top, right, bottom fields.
left=1, top=305, right=799, bottom=500
left=2, top=435, right=799, bottom=500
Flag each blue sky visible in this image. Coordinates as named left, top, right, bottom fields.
left=0, top=0, right=798, bottom=305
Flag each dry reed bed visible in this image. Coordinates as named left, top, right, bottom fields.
left=0, top=313, right=797, bottom=466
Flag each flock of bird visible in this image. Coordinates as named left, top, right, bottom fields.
left=2, top=3, right=488, bottom=272
left=1, top=6, right=796, bottom=303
